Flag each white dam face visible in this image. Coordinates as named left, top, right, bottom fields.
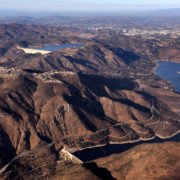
left=18, top=47, right=51, bottom=54
left=17, top=44, right=85, bottom=55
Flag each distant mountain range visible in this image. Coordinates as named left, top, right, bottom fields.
left=0, top=10, right=180, bottom=27
left=0, top=19, right=180, bottom=180
left=0, top=8, right=180, bottom=19
left=147, top=8, right=180, bottom=16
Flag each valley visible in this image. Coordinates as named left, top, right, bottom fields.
left=0, top=22, right=179, bottom=179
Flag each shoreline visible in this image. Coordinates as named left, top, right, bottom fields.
left=152, top=60, right=180, bottom=93
left=153, top=59, right=180, bottom=72
left=152, top=62, right=159, bottom=72
left=153, top=59, right=180, bottom=63
left=73, top=132, right=180, bottom=162
left=72, top=131, right=180, bottom=154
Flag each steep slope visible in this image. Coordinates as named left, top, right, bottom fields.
left=23, top=42, right=138, bottom=72
left=0, top=23, right=75, bottom=46
left=47, top=142, right=180, bottom=180
left=0, top=41, right=140, bottom=74
left=0, top=23, right=180, bottom=179
left=0, top=143, right=82, bottom=180
left=0, top=24, right=85, bottom=66
left=2, top=142, right=179, bottom=180
left=0, top=72, right=179, bottom=168
left=102, top=36, right=180, bottom=63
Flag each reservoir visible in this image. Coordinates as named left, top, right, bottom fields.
left=19, top=43, right=85, bottom=55
left=29, top=43, right=85, bottom=51
left=154, top=61, right=180, bottom=93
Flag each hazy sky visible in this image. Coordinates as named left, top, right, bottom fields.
left=0, top=0, right=180, bottom=12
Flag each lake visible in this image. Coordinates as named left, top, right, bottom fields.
left=29, top=43, right=85, bottom=51
left=154, top=61, right=180, bottom=93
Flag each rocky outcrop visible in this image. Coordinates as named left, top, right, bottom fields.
left=0, top=23, right=180, bottom=179
left=0, top=143, right=82, bottom=180
left=0, top=72, right=179, bottom=168
left=16, top=41, right=139, bottom=75
left=46, top=142, right=180, bottom=180
left=2, top=142, right=178, bottom=180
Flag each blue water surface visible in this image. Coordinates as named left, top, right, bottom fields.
left=29, top=43, right=84, bottom=51
left=155, top=61, right=180, bottom=93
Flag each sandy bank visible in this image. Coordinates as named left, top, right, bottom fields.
left=17, top=47, right=51, bottom=54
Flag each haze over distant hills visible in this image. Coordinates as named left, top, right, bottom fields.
left=147, top=8, right=180, bottom=16
left=0, top=8, right=180, bottom=18
left=0, top=10, right=180, bottom=29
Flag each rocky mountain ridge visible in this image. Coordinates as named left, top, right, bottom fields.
left=0, top=23, right=180, bottom=179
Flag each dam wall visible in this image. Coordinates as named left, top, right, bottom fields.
left=17, top=47, right=51, bottom=54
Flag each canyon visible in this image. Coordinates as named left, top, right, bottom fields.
left=0, top=23, right=179, bottom=179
